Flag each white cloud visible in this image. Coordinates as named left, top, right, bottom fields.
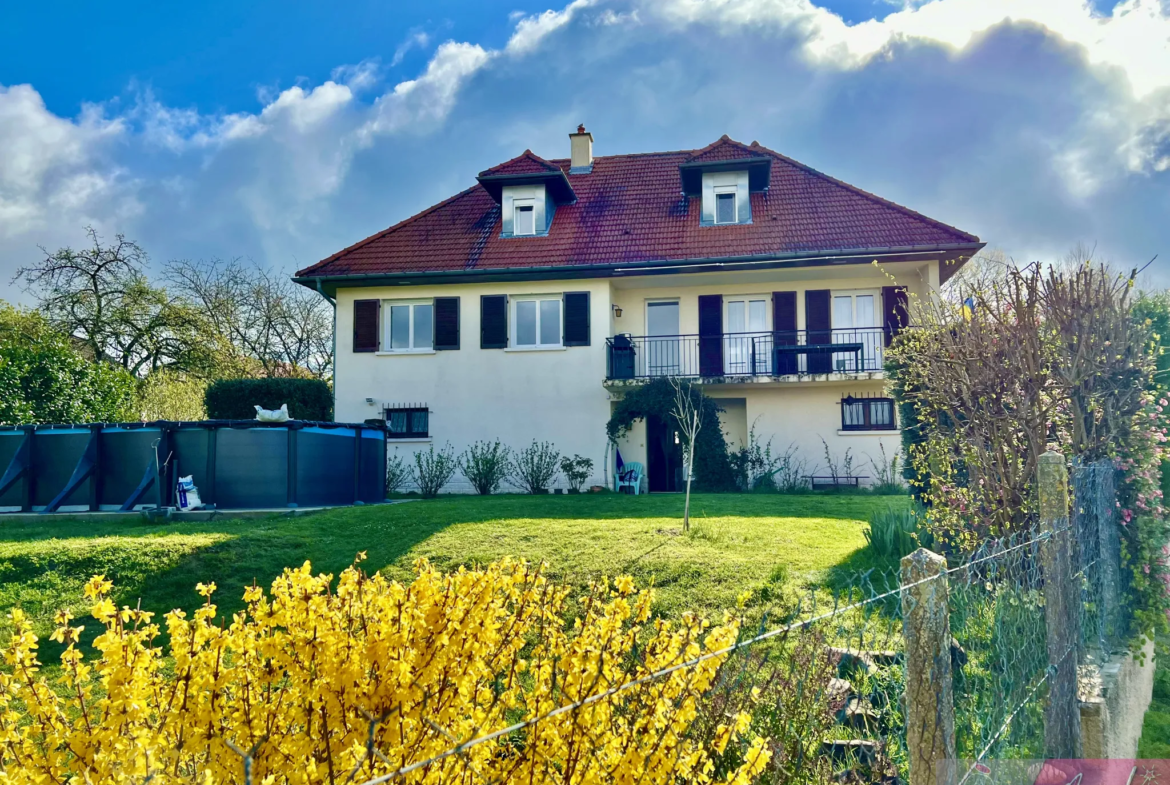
left=0, top=85, right=132, bottom=240
left=392, top=29, right=432, bottom=67
left=506, top=0, right=598, bottom=54
left=648, top=0, right=1170, bottom=97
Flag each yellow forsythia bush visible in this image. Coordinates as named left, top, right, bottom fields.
left=0, top=556, right=770, bottom=784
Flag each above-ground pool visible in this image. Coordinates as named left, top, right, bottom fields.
left=0, top=420, right=386, bottom=513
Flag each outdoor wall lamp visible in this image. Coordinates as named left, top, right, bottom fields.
left=612, top=304, right=623, bottom=317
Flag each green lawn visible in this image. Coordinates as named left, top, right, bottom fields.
left=0, top=493, right=905, bottom=660
left=1138, top=633, right=1170, bottom=758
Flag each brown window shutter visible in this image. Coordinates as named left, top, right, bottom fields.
left=563, top=292, right=590, bottom=346
left=805, top=290, right=831, bottom=373
left=772, top=291, right=797, bottom=374
left=434, top=297, right=460, bottom=350
left=882, top=286, right=909, bottom=347
left=698, top=294, right=723, bottom=377
left=353, top=299, right=379, bottom=352
left=480, top=295, right=508, bottom=349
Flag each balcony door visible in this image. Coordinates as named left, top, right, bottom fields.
left=832, top=291, right=879, bottom=372
left=644, top=300, right=681, bottom=377
left=725, top=297, right=769, bottom=375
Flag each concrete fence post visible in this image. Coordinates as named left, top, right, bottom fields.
left=1038, top=448, right=1082, bottom=759
left=902, top=547, right=956, bottom=785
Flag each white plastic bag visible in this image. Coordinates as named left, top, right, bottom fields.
left=176, top=475, right=203, bottom=511
left=254, top=403, right=290, bottom=422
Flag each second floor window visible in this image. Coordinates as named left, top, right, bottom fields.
left=383, top=300, right=433, bottom=351
left=514, top=296, right=561, bottom=348
left=841, top=396, right=896, bottom=431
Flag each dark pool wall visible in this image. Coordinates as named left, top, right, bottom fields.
left=0, top=421, right=386, bottom=512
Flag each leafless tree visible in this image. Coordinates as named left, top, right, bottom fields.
left=670, top=377, right=701, bottom=533
left=166, top=258, right=333, bottom=379
left=14, top=227, right=213, bottom=376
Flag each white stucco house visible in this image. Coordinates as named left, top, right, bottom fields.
left=294, top=129, right=983, bottom=492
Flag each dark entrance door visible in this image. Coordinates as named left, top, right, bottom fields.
left=646, top=414, right=683, bottom=492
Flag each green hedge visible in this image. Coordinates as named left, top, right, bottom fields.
left=204, top=378, right=333, bottom=421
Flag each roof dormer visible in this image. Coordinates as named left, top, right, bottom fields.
left=680, top=136, right=772, bottom=226
left=477, top=150, right=576, bottom=238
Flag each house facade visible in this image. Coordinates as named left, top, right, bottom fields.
left=295, top=129, right=983, bottom=492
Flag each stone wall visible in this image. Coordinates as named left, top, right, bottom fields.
left=1080, top=638, right=1157, bottom=758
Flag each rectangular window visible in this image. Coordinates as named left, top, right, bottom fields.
left=715, top=189, right=737, bottom=224
left=514, top=201, right=536, bottom=236
left=382, top=300, right=433, bottom=352
left=841, top=397, right=897, bottom=431
left=513, top=296, right=562, bottom=348
left=385, top=407, right=429, bottom=439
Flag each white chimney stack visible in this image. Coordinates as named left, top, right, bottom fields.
left=569, top=124, right=593, bottom=173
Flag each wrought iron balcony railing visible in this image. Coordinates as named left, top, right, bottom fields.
left=605, top=328, right=890, bottom=380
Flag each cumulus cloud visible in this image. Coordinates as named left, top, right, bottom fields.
left=0, top=0, right=1168, bottom=292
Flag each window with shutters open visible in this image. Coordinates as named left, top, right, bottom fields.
left=512, top=296, right=562, bottom=349
left=380, top=300, right=433, bottom=353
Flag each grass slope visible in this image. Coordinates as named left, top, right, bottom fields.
left=0, top=493, right=905, bottom=659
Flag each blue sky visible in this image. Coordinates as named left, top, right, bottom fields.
left=1, top=0, right=1168, bottom=291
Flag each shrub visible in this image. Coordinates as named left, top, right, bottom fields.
left=729, top=423, right=806, bottom=492
left=0, top=342, right=137, bottom=425
left=203, top=377, right=332, bottom=421
left=864, top=504, right=929, bottom=559
left=818, top=437, right=857, bottom=488
left=0, top=563, right=770, bottom=784
left=134, top=370, right=208, bottom=421
left=412, top=443, right=457, bottom=498
left=559, top=454, right=594, bottom=492
left=510, top=440, right=561, bottom=493
left=868, top=443, right=905, bottom=495
left=385, top=453, right=410, bottom=494
left=460, top=440, right=512, bottom=495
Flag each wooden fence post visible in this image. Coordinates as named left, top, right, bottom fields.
left=902, top=547, right=956, bottom=785
left=1038, top=448, right=1082, bottom=759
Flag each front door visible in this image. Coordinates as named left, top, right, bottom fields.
left=646, top=414, right=683, bottom=492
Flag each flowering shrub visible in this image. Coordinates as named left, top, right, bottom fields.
left=0, top=558, right=770, bottom=784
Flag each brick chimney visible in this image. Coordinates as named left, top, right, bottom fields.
left=569, top=124, right=593, bottom=173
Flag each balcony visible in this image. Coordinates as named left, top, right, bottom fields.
left=605, top=328, right=890, bottom=382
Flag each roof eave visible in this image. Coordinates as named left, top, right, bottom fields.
left=475, top=170, right=576, bottom=205
left=294, top=242, right=985, bottom=295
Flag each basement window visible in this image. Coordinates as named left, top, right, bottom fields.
left=841, top=397, right=896, bottom=431
left=385, top=406, right=429, bottom=439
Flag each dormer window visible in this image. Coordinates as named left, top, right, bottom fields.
left=514, top=200, right=536, bottom=236
left=698, top=171, right=751, bottom=226
left=714, top=187, right=738, bottom=224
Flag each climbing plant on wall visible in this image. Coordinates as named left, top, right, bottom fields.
left=606, top=378, right=735, bottom=491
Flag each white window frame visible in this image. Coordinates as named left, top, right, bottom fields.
left=829, top=289, right=881, bottom=329
left=510, top=295, right=563, bottom=350
left=713, top=185, right=738, bottom=225
left=828, top=289, right=882, bottom=373
left=724, top=295, right=770, bottom=375
left=513, top=198, right=537, bottom=236
left=380, top=299, right=435, bottom=353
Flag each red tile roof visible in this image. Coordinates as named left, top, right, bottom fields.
left=684, top=135, right=762, bottom=163
left=297, top=137, right=980, bottom=280
left=478, top=149, right=561, bottom=177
